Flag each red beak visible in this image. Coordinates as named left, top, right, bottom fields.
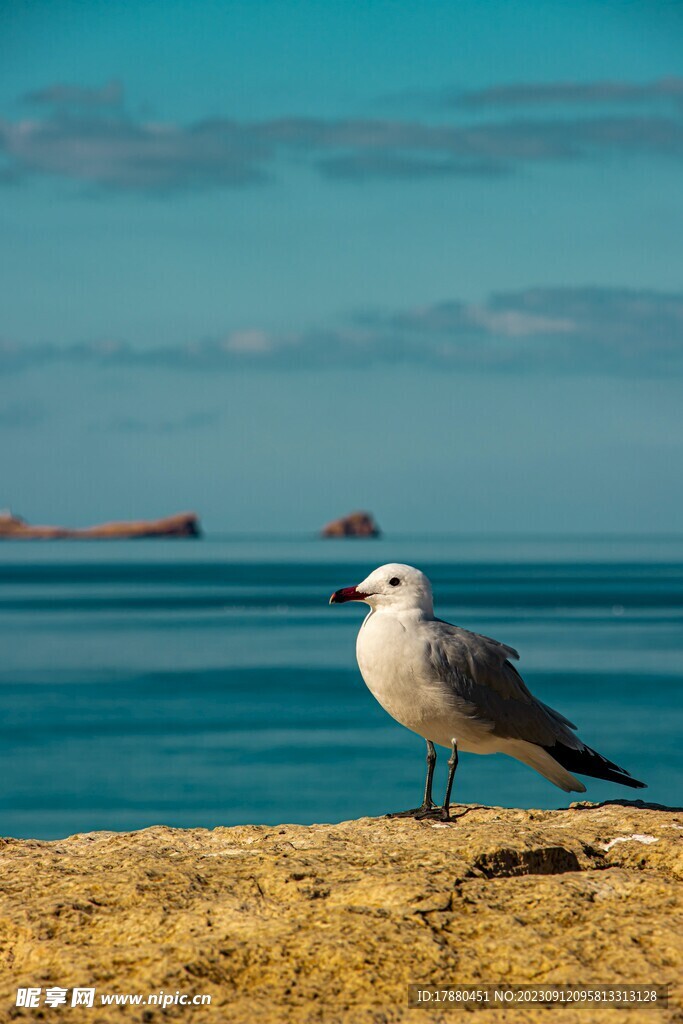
left=329, top=585, right=364, bottom=604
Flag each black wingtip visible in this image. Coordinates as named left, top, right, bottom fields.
left=613, top=775, right=647, bottom=790
left=544, top=741, right=647, bottom=789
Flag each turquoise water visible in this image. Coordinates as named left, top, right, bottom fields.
left=0, top=535, right=681, bottom=839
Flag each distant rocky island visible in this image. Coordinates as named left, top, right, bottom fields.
left=320, top=510, right=381, bottom=538
left=0, top=510, right=201, bottom=540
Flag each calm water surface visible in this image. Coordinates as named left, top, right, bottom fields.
left=1, top=534, right=681, bottom=838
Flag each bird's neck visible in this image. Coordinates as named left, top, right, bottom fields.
left=372, top=603, right=434, bottom=621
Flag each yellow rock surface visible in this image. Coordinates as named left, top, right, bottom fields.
left=0, top=801, right=681, bottom=1022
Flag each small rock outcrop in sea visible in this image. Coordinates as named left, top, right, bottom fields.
left=0, top=803, right=679, bottom=1022
left=320, top=510, right=380, bottom=538
left=0, top=510, right=201, bottom=540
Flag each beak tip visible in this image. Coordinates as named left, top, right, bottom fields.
left=329, top=585, right=360, bottom=605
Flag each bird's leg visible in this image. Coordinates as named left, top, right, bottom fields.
left=439, top=738, right=459, bottom=821
left=386, top=740, right=440, bottom=819
left=413, top=740, right=439, bottom=819
left=423, top=739, right=437, bottom=808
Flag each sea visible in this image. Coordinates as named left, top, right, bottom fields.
left=0, top=534, right=681, bottom=840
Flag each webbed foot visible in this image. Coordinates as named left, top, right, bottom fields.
left=386, top=801, right=440, bottom=820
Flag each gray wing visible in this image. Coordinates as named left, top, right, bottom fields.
left=424, top=619, right=580, bottom=748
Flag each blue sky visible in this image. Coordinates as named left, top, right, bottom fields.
left=2, top=0, right=683, bottom=532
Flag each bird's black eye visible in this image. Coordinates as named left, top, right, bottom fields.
left=389, top=577, right=401, bottom=586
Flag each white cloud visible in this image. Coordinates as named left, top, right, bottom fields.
left=1, top=78, right=683, bottom=193
left=3, top=287, right=683, bottom=375
left=221, top=330, right=273, bottom=354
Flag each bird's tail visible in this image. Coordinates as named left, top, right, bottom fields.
left=542, top=740, right=647, bottom=790
left=503, top=740, right=587, bottom=793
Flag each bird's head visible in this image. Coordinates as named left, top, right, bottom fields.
left=329, top=563, right=434, bottom=615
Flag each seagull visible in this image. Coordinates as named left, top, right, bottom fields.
left=330, top=563, right=646, bottom=820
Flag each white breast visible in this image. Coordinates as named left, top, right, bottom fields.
left=356, top=611, right=452, bottom=736
left=355, top=610, right=497, bottom=751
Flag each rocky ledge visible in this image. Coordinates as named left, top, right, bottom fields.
left=0, top=802, right=681, bottom=1023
